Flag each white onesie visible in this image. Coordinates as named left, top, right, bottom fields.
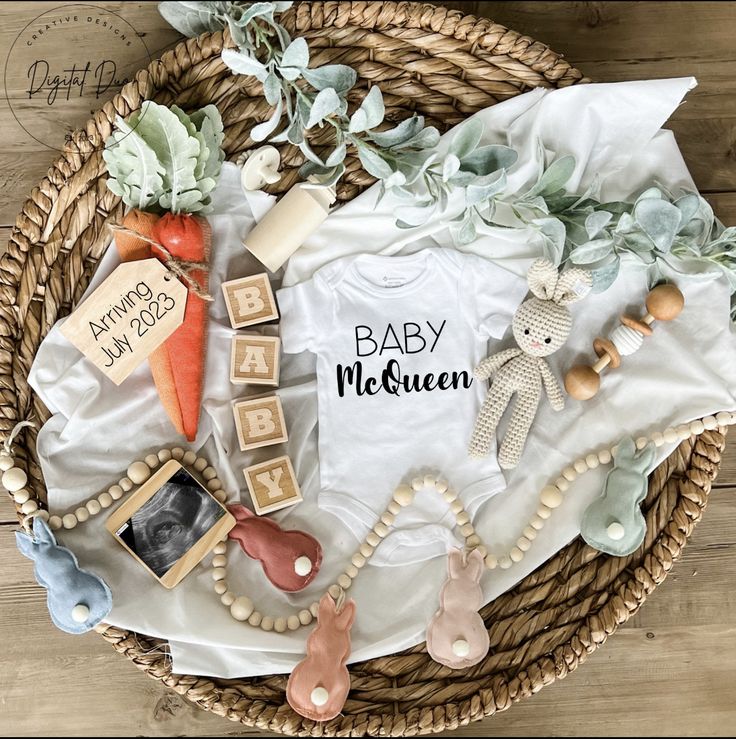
left=277, top=248, right=528, bottom=564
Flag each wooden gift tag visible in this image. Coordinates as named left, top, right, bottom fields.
left=221, top=273, right=278, bottom=329
left=243, top=455, right=302, bottom=515
left=230, top=335, right=280, bottom=385
left=233, top=395, right=288, bottom=451
left=60, top=259, right=187, bottom=385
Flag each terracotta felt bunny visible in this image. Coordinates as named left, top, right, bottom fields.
left=469, top=258, right=592, bottom=469
left=426, top=548, right=489, bottom=669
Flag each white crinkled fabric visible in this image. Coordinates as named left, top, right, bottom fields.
left=28, top=77, right=736, bottom=678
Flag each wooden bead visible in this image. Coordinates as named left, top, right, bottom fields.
left=213, top=542, right=227, bottom=555
left=213, top=490, right=228, bottom=504
left=393, top=484, right=413, bottom=507
left=309, top=601, right=320, bottom=618
left=460, top=523, right=474, bottom=537
left=248, top=611, right=262, bottom=627
left=523, top=526, right=537, bottom=541
left=144, top=454, right=159, bottom=469
left=337, top=574, right=352, bottom=589
left=450, top=500, right=463, bottom=514
left=585, top=453, right=599, bottom=469
left=108, top=485, right=124, bottom=500
left=212, top=555, right=227, bottom=568
left=207, top=478, right=223, bottom=491
left=171, top=447, right=184, bottom=460
left=119, top=477, right=133, bottom=492
left=48, top=516, right=62, bottom=531
left=555, top=477, right=570, bottom=492
left=36, top=510, right=49, bottom=522
left=562, top=466, right=577, bottom=482
left=230, top=596, right=254, bottom=621
left=540, top=486, right=562, bottom=509
left=298, top=609, right=313, bottom=625
left=485, top=553, right=498, bottom=570
left=516, top=536, right=531, bottom=552
left=373, top=522, right=389, bottom=538
left=0, top=453, right=14, bottom=471
left=574, top=459, right=587, bottom=474
left=182, top=450, right=197, bottom=466
left=651, top=432, right=665, bottom=447
left=411, top=477, right=424, bottom=491
left=509, top=547, right=524, bottom=563
left=499, top=555, right=512, bottom=570
left=465, top=534, right=481, bottom=547
left=12, top=489, right=30, bottom=504
left=158, top=449, right=172, bottom=463
left=359, top=542, right=374, bottom=557
left=536, top=505, right=552, bottom=520
left=564, top=364, right=600, bottom=400
left=214, top=581, right=228, bottom=595
left=387, top=501, right=401, bottom=515
left=663, top=428, right=677, bottom=443
left=474, top=545, right=487, bottom=559
left=2, top=467, right=27, bottom=492
left=98, top=492, right=113, bottom=508
left=86, top=499, right=101, bottom=515
left=221, top=592, right=236, bottom=607
left=287, top=615, right=301, bottom=631
left=202, top=467, right=216, bottom=481
left=423, top=474, right=436, bottom=488
left=455, top=511, right=470, bottom=526
left=716, top=411, right=731, bottom=425
left=127, top=461, right=150, bottom=484
left=597, top=449, right=612, bottom=465
left=703, top=415, right=718, bottom=430
left=530, top=515, right=545, bottom=530
left=328, top=584, right=341, bottom=599
left=62, top=513, right=77, bottom=529
left=434, top=479, right=448, bottom=494
left=194, top=457, right=208, bottom=471
left=352, top=552, right=366, bottom=568
left=635, top=436, right=649, bottom=450
left=212, top=568, right=227, bottom=581
left=75, top=507, right=89, bottom=523
left=346, top=564, right=359, bottom=578
left=690, top=420, right=705, bottom=435
left=21, top=500, right=38, bottom=515
left=645, top=283, right=684, bottom=321
left=274, top=617, right=287, bottom=633
left=365, top=532, right=380, bottom=547
left=380, top=511, right=395, bottom=526
left=676, top=424, right=691, bottom=440
left=443, top=489, right=458, bottom=503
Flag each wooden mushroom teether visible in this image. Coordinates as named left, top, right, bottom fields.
left=564, top=284, right=684, bottom=400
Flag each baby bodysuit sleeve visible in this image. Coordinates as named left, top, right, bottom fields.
left=459, top=254, right=529, bottom=339
left=277, top=274, right=333, bottom=354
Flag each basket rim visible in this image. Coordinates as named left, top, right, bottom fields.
left=0, top=2, right=724, bottom=737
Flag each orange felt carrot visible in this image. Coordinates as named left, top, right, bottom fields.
left=152, top=213, right=210, bottom=442
left=114, top=209, right=186, bottom=437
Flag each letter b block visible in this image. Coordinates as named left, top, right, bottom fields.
left=222, top=273, right=278, bottom=329
left=230, top=335, right=280, bottom=385
left=243, top=455, right=302, bottom=515
left=233, top=395, right=288, bottom=451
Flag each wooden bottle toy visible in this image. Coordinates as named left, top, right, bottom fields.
left=426, top=548, right=490, bottom=669
left=227, top=504, right=322, bottom=592
left=565, top=283, right=684, bottom=400
left=286, top=592, right=356, bottom=721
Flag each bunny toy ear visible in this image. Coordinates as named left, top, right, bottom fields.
left=15, top=530, right=36, bottom=560
left=553, top=268, right=592, bottom=305
left=334, top=599, right=357, bottom=632
left=527, top=258, right=560, bottom=300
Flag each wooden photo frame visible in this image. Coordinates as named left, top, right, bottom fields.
left=106, top=460, right=235, bottom=589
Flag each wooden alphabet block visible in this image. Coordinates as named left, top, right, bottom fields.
left=221, top=273, right=279, bottom=329
left=230, top=335, right=280, bottom=386
left=243, top=455, right=302, bottom=514
left=233, top=395, right=288, bottom=451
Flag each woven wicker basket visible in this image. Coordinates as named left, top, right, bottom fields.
left=2, top=2, right=728, bottom=735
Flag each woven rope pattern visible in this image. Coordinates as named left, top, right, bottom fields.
left=0, top=2, right=725, bottom=735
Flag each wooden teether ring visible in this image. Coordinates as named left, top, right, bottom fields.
left=593, top=337, right=621, bottom=369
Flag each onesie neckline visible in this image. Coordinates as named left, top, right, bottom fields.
left=346, top=250, right=436, bottom=298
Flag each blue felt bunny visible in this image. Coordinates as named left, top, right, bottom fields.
left=581, top=436, right=656, bottom=556
left=16, top=516, right=112, bottom=634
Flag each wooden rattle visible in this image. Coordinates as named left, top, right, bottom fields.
left=564, top=284, right=684, bottom=400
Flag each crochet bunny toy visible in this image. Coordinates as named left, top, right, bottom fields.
left=469, top=258, right=592, bottom=469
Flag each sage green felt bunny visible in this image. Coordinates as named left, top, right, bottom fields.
left=468, top=258, right=591, bottom=469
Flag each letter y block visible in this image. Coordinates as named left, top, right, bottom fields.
left=243, top=455, right=302, bottom=514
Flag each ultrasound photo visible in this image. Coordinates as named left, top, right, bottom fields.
left=116, top=468, right=225, bottom=578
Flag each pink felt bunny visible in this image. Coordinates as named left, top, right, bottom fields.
left=286, top=592, right=356, bottom=722
left=426, top=548, right=489, bottom=669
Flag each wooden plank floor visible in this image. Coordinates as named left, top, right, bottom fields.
left=1, top=2, right=734, bottom=736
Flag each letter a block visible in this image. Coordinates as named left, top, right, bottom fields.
left=243, top=455, right=302, bottom=515
left=233, top=395, right=288, bottom=451
left=221, top=273, right=279, bottom=329
left=230, top=335, right=280, bottom=386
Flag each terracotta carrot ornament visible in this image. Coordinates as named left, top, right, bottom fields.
left=104, top=101, right=224, bottom=440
